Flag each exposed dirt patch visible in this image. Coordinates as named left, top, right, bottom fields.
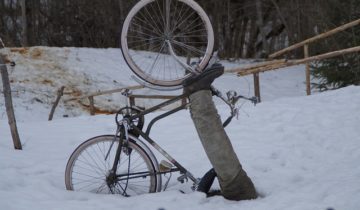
left=10, top=47, right=29, bottom=55
left=30, top=48, right=43, bottom=59
left=41, top=79, right=53, bottom=85
left=79, top=102, right=116, bottom=115
left=66, top=89, right=83, bottom=97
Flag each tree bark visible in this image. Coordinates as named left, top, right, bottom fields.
left=20, top=0, right=28, bottom=47
left=256, top=0, right=269, bottom=57
left=0, top=56, right=22, bottom=150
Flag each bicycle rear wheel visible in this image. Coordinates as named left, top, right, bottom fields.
left=121, top=0, right=214, bottom=87
left=65, top=135, right=159, bottom=196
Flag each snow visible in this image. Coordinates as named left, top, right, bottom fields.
left=1, top=47, right=360, bottom=210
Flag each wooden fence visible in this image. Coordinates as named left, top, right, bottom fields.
left=49, top=19, right=360, bottom=118
left=226, top=18, right=360, bottom=100
left=50, top=85, right=185, bottom=119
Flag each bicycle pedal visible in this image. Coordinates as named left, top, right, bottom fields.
left=159, top=160, right=173, bottom=172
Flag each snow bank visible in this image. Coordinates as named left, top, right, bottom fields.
left=1, top=47, right=359, bottom=210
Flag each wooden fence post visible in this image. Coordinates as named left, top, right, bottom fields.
left=88, top=96, right=95, bottom=115
left=1, top=56, right=22, bottom=150
left=253, top=73, right=261, bottom=102
left=48, top=86, right=65, bottom=121
left=129, top=95, right=135, bottom=107
left=304, top=44, right=311, bottom=95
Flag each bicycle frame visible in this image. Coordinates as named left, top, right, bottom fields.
left=111, top=92, right=200, bottom=186
left=108, top=86, right=257, bottom=191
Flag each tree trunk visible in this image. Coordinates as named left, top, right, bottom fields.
left=238, top=17, right=249, bottom=58
left=0, top=56, right=22, bottom=150
left=246, top=19, right=258, bottom=58
left=256, top=0, right=269, bottom=57
left=20, top=0, right=28, bottom=47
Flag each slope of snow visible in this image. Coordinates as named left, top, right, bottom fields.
left=1, top=47, right=359, bottom=210
left=1, top=47, right=307, bottom=122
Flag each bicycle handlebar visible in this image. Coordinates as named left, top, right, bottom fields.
left=210, top=86, right=258, bottom=127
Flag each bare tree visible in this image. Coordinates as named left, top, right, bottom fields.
left=256, top=0, right=269, bottom=57
left=20, top=0, right=28, bottom=46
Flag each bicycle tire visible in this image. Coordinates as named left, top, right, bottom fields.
left=65, top=135, right=160, bottom=196
left=121, top=0, right=214, bottom=87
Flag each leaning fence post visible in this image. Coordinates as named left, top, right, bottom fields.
left=1, top=55, right=22, bottom=150
left=48, top=86, right=65, bottom=121
left=304, top=44, right=311, bottom=95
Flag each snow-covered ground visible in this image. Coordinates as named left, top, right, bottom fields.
left=1, top=47, right=359, bottom=210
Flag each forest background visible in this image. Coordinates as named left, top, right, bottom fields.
left=1, top=0, right=359, bottom=88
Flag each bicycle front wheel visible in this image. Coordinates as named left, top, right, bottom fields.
left=121, top=0, right=214, bottom=87
left=65, top=135, right=158, bottom=196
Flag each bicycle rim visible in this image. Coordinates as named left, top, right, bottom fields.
left=121, top=0, right=214, bottom=87
left=65, top=135, right=157, bottom=196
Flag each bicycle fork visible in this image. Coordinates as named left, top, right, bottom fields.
left=104, top=122, right=131, bottom=195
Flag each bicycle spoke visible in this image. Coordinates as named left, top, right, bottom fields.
left=84, top=149, right=107, bottom=174
left=136, top=10, right=163, bottom=36
left=155, top=0, right=166, bottom=29
left=165, top=0, right=171, bottom=33
left=147, top=41, right=166, bottom=75
left=174, top=21, right=205, bottom=38
left=76, top=156, right=105, bottom=177
left=92, top=143, right=108, bottom=170
left=130, top=18, right=163, bottom=37
left=143, top=4, right=164, bottom=35
left=128, top=41, right=163, bottom=53
left=76, top=180, right=104, bottom=192
left=170, top=10, right=196, bottom=35
left=72, top=164, right=105, bottom=178
left=170, top=3, right=192, bottom=34
left=95, top=183, right=108, bottom=193
left=149, top=0, right=165, bottom=32
left=176, top=15, right=202, bottom=36
left=171, top=39, right=205, bottom=55
left=72, top=173, right=104, bottom=183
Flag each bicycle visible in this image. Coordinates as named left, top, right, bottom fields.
left=64, top=75, right=257, bottom=195
left=65, top=0, right=257, bottom=196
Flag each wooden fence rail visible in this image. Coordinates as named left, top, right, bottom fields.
left=64, top=85, right=144, bottom=102
left=50, top=84, right=184, bottom=117
left=269, top=18, right=360, bottom=59
left=226, top=46, right=360, bottom=76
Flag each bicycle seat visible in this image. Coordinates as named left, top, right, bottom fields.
left=183, top=63, right=224, bottom=95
